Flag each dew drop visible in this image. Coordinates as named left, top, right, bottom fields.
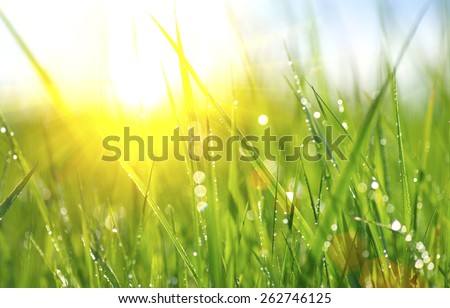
left=286, top=191, right=294, bottom=202
left=386, top=204, right=395, bottom=213
left=258, top=114, right=268, bottom=126
left=193, top=171, right=206, bottom=184
left=313, top=111, right=321, bottom=119
left=357, top=183, right=367, bottom=193
left=391, top=220, right=401, bottom=231
left=416, top=242, right=425, bottom=252
left=371, top=181, right=379, bottom=190
left=331, top=224, right=338, bottom=232
left=414, top=259, right=424, bottom=269
left=0, top=127, right=6, bottom=133
left=194, top=185, right=207, bottom=197
left=196, top=201, right=208, bottom=212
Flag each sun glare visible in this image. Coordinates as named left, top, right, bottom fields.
left=106, top=0, right=236, bottom=111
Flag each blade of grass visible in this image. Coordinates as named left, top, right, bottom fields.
left=151, top=16, right=314, bottom=242
left=392, top=71, right=412, bottom=229
left=303, top=4, right=429, bottom=279
left=0, top=164, right=36, bottom=221
left=119, top=161, right=199, bottom=285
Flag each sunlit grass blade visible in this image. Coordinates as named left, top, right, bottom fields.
left=151, top=15, right=314, bottom=242
left=0, top=164, right=36, bottom=221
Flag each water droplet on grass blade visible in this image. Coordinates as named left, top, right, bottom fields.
left=391, top=220, right=401, bottom=231
left=371, top=181, right=379, bottom=190
left=415, top=259, right=424, bottom=269
left=258, top=114, right=268, bottom=126
left=194, top=185, right=207, bottom=197
left=357, top=183, right=367, bottom=193
left=286, top=191, right=294, bottom=202
left=193, top=171, right=206, bottom=184
left=196, top=201, right=208, bottom=212
left=416, top=242, right=425, bottom=252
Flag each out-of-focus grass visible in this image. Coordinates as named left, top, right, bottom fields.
left=0, top=2, right=449, bottom=287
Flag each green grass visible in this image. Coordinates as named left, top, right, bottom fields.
left=0, top=2, right=449, bottom=287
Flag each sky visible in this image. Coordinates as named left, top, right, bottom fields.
left=0, top=0, right=444, bottom=112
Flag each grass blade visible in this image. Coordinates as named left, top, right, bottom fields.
left=119, top=161, right=199, bottom=285
left=0, top=164, right=37, bottom=221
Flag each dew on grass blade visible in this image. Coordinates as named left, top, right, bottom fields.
left=196, top=201, right=208, bottom=212
left=192, top=171, right=206, bottom=184
left=357, top=183, right=367, bottom=193
left=258, top=114, right=268, bottom=126
left=0, top=127, right=5, bottom=133
left=415, top=259, right=424, bottom=269
left=416, top=242, right=425, bottom=252
left=391, top=219, right=401, bottom=231
left=386, top=204, right=395, bottom=213
left=194, top=185, right=207, bottom=197
left=286, top=191, right=294, bottom=202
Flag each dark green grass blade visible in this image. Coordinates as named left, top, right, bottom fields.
left=0, top=164, right=37, bottom=221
